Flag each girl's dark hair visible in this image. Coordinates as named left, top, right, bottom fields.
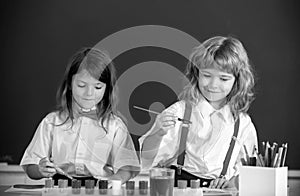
left=56, top=47, right=118, bottom=130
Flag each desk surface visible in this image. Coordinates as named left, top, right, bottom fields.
left=0, top=185, right=237, bottom=196
left=2, top=185, right=300, bottom=196
left=1, top=179, right=300, bottom=196
left=1, top=185, right=300, bottom=196
left=1, top=165, right=299, bottom=195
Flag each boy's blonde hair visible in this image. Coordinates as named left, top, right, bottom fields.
left=180, top=36, right=255, bottom=118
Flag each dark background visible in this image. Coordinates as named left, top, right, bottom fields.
left=1, top=0, right=300, bottom=169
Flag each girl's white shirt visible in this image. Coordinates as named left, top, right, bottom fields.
left=20, top=112, right=140, bottom=178
left=139, top=99, right=258, bottom=179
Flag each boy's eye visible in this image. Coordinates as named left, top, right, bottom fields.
left=200, top=72, right=211, bottom=77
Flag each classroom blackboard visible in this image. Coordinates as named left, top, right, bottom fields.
left=1, top=0, right=299, bottom=169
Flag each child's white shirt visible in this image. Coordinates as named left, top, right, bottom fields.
left=139, top=99, right=258, bottom=179
left=20, top=112, right=140, bottom=178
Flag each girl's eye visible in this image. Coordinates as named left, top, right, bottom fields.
left=95, top=86, right=102, bottom=90
left=220, top=77, right=230, bottom=81
left=77, top=84, right=85, bottom=88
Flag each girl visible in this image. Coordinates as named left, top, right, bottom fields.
left=20, top=48, right=140, bottom=185
left=140, top=36, right=258, bottom=189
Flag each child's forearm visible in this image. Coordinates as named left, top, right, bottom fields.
left=141, top=130, right=164, bottom=166
left=231, top=175, right=239, bottom=189
left=22, top=164, right=43, bottom=180
left=110, top=167, right=139, bottom=183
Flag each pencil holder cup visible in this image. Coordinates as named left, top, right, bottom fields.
left=239, top=166, right=287, bottom=196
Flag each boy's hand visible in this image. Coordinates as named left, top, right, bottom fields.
left=153, top=109, right=177, bottom=136
left=209, top=176, right=237, bottom=189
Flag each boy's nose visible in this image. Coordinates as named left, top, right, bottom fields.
left=209, top=77, right=219, bottom=88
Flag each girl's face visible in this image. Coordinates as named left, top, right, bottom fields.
left=72, top=69, right=106, bottom=110
left=198, top=68, right=235, bottom=109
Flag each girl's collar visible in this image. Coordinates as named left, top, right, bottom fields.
left=78, top=105, right=97, bottom=113
left=72, top=98, right=97, bottom=112
left=72, top=101, right=98, bottom=120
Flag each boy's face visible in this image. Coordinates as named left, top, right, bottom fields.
left=198, top=68, right=235, bottom=109
left=72, top=69, right=106, bottom=110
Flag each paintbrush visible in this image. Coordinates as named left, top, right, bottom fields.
left=33, top=152, right=73, bottom=180
left=133, top=105, right=192, bottom=124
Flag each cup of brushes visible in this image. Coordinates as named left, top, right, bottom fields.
left=239, top=141, right=288, bottom=196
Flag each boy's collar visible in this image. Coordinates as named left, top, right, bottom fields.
left=221, top=105, right=234, bottom=124
left=196, top=98, right=216, bottom=119
left=196, top=97, right=234, bottom=123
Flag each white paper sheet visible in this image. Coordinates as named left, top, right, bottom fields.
left=5, top=185, right=43, bottom=194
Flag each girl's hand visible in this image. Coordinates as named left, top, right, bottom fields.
left=38, top=157, right=56, bottom=178
left=209, top=176, right=236, bottom=189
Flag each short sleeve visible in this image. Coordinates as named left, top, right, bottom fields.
left=20, top=113, right=55, bottom=166
left=108, top=118, right=140, bottom=174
